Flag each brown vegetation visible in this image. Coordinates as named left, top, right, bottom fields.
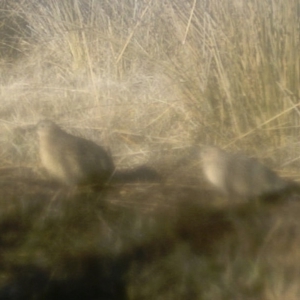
left=0, top=0, right=300, bottom=299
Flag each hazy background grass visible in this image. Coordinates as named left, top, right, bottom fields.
left=1, top=0, right=299, bottom=169
left=0, top=0, right=300, bottom=299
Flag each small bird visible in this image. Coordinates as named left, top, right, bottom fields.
left=200, top=145, right=293, bottom=200
left=36, top=119, right=115, bottom=188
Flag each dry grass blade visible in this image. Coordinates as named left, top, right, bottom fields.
left=116, top=0, right=153, bottom=64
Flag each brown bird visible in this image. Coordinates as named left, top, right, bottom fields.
left=200, top=145, right=294, bottom=200
left=36, top=119, right=115, bottom=188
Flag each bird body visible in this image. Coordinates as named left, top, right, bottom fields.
left=36, top=120, right=114, bottom=187
left=200, top=146, right=288, bottom=199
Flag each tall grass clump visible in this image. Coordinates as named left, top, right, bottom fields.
left=0, top=0, right=299, bottom=168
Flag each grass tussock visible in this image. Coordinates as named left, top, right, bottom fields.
left=0, top=0, right=300, bottom=299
